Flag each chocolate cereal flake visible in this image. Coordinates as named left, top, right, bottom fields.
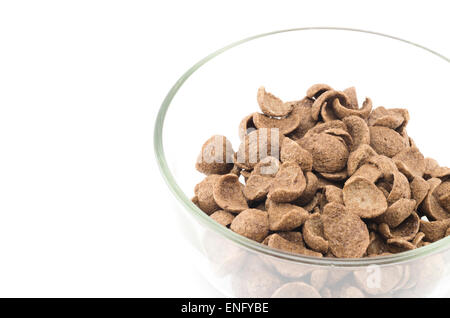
left=230, top=209, right=269, bottom=242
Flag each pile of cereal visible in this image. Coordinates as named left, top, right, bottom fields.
left=192, top=84, right=450, bottom=258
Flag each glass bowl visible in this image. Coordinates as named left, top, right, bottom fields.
left=154, top=27, right=450, bottom=298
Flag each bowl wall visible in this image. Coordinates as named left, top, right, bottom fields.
left=157, top=28, right=450, bottom=297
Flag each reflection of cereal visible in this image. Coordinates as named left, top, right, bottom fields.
left=354, top=265, right=403, bottom=295
left=340, top=285, right=365, bottom=298
left=231, top=256, right=282, bottom=298
left=310, top=269, right=329, bottom=290
left=272, top=282, right=321, bottom=298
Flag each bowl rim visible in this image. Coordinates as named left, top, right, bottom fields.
left=154, top=26, right=450, bottom=267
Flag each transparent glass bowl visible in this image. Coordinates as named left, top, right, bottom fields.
left=154, top=27, right=450, bottom=297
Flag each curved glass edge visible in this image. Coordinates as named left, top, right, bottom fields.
left=154, top=27, right=450, bottom=267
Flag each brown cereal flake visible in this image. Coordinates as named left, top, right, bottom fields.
left=410, top=176, right=430, bottom=209
left=295, top=171, right=319, bottom=206
left=266, top=233, right=322, bottom=257
left=368, top=106, right=405, bottom=130
left=303, top=214, right=329, bottom=253
left=324, top=185, right=344, bottom=205
left=243, top=174, right=272, bottom=201
left=369, top=126, right=408, bottom=158
left=430, top=166, right=450, bottom=179
left=421, top=178, right=450, bottom=220
left=438, top=192, right=450, bottom=212
left=393, top=147, right=425, bottom=179
left=343, top=86, right=359, bottom=109
left=268, top=161, right=306, bottom=203
left=306, top=83, right=333, bottom=99
left=230, top=209, right=269, bottom=242
left=213, top=174, right=248, bottom=212
left=375, top=198, right=416, bottom=228
left=423, top=158, right=440, bottom=179
left=419, top=218, right=450, bottom=242
left=287, top=98, right=317, bottom=140
left=348, top=163, right=382, bottom=184
left=238, top=113, right=257, bottom=141
left=342, top=115, right=371, bottom=151
left=298, top=133, right=349, bottom=173
left=367, top=232, right=390, bottom=256
left=210, top=210, right=235, bottom=227
left=322, top=202, right=370, bottom=258
left=387, top=237, right=416, bottom=252
left=257, top=86, right=294, bottom=117
left=367, top=155, right=398, bottom=183
left=332, top=96, right=372, bottom=120
left=267, top=200, right=310, bottom=231
left=301, top=192, right=322, bottom=212
left=311, top=90, right=350, bottom=121
left=253, top=106, right=301, bottom=135
left=379, top=212, right=420, bottom=241
left=343, top=176, right=387, bottom=218
left=280, top=137, right=313, bottom=171
left=252, top=156, right=280, bottom=177
left=196, top=135, right=234, bottom=175
left=304, top=120, right=348, bottom=138
left=235, top=129, right=281, bottom=170
left=318, top=170, right=348, bottom=182
left=347, top=144, right=377, bottom=176
left=195, top=174, right=221, bottom=215
left=324, top=128, right=353, bottom=149
left=387, top=171, right=411, bottom=205
left=412, top=232, right=426, bottom=246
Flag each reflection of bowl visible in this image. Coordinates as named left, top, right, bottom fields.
left=154, top=27, right=450, bottom=297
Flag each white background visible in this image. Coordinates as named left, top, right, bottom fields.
left=0, top=1, right=449, bottom=297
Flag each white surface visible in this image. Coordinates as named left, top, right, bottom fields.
left=0, top=0, right=449, bottom=297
